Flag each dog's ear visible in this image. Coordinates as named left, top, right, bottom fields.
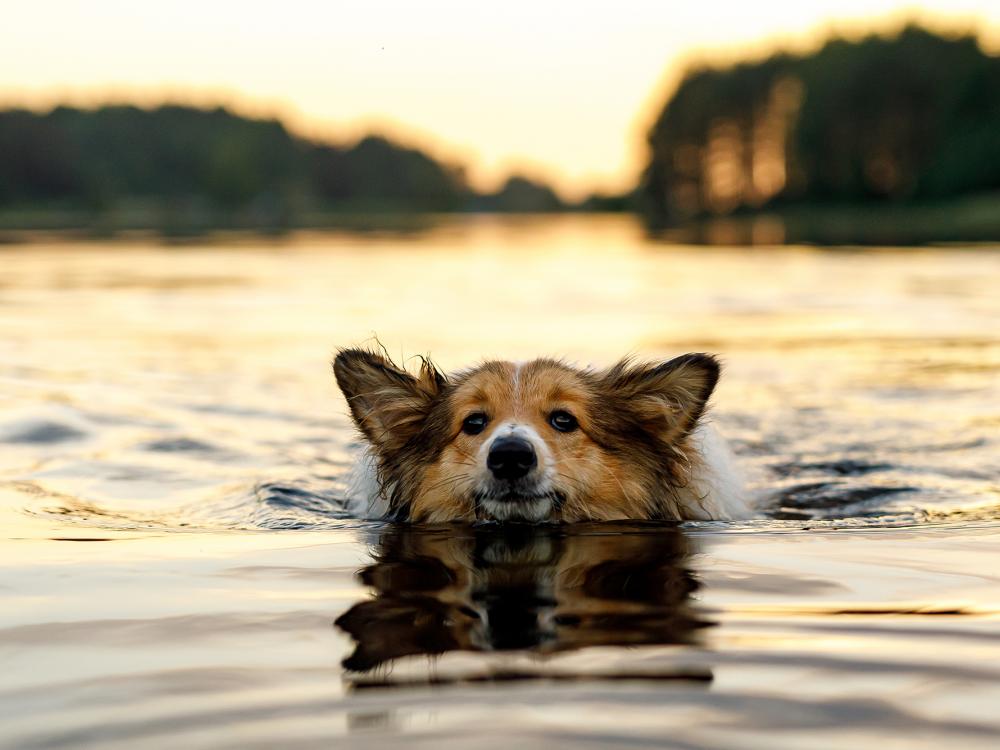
left=600, top=354, right=719, bottom=442
left=333, top=348, right=446, bottom=453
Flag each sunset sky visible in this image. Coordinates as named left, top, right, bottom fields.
left=2, top=1, right=998, bottom=199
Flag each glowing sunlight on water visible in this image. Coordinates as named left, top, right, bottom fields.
left=1, top=215, right=998, bottom=749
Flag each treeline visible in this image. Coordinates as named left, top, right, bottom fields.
left=641, top=25, right=1000, bottom=225
left=0, top=104, right=564, bottom=227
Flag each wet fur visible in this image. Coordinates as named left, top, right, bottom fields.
left=333, top=348, right=747, bottom=522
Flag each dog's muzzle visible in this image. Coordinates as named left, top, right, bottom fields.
left=478, top=430, right=554, bottom=522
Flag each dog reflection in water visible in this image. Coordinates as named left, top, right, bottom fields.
left=335, top=523, right=711, bottom=677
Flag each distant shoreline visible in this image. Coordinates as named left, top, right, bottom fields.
left=2, top=193, right=998, bottom=246
left=646, top=192, right=1000, bottom=246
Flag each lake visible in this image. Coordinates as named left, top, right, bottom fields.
left=1, top=215, right=999, bottom=748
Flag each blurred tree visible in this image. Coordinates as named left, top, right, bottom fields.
left=312, top=135, right=466, bottom=211
left=472, top=175, right=564, bottom=212
left=0, top=104, right=477, bottom=221
left=0, top=109, right=86, bottom=203
left=641, top=25, right=1000, bottom=225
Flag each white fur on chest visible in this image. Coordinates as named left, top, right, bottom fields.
left=343, top=448, right=388, bottom=519
left=672, top=422, right=750, bottom=520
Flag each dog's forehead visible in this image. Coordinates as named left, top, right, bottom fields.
left=450, top=359, right=589, bottom=405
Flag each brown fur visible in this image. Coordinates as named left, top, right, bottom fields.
left=333, top=348, right=720, bottom=522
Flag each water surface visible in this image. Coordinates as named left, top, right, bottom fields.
left=1, top=216, right=999, bottom=748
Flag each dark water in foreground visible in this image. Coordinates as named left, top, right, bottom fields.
left=1, top=216, right=999, bottom=748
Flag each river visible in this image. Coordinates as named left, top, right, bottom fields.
left=1, top=215, right=998, bottom=748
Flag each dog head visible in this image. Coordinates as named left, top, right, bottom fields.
left=333, top=348, right=719, bottom=522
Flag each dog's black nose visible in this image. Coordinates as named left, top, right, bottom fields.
left=487, top=437, right=537, bottom=481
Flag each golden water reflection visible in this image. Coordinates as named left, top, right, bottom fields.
left=0, top=217, right=999, bottom=747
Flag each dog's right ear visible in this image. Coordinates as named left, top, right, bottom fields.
left=333, top=348, right=446, bottom=454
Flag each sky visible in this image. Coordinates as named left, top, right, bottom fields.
left=2, top=1, right=998, bottom=200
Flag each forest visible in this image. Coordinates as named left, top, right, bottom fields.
left=0, top=104, right=563, bottom=229
left=2, top=25, right=998, bottom=241
left=640, top=25, right=1000, bottom=241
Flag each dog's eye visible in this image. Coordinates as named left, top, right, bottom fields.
left=461, top=412, right=488, bottom=435
left=549, top=410, right=578, bottom=433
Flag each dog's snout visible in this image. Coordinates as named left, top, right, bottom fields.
left=487, top=437, right=537, bottom=481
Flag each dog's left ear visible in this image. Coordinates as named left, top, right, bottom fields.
left=333, top=347, right=446, bottom=454
left=601, top=353, right=720, bottom=442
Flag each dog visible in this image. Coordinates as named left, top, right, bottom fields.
left=333, top=348, right=748, bottom=523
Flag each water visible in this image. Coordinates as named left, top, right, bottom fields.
left=1, top=215, right=999, bottom=748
